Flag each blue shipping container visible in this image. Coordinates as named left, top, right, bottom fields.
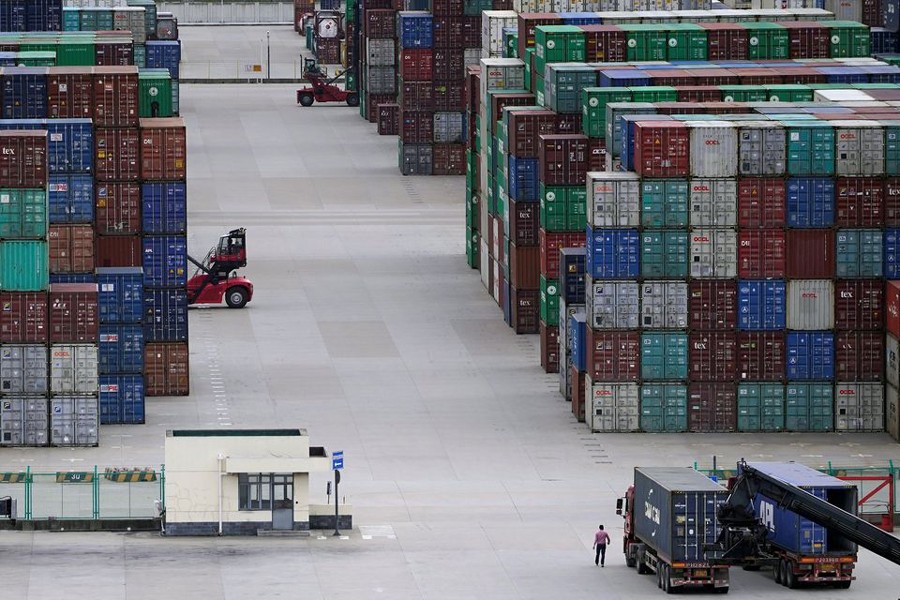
left=1, top=68, right=49, bottom=120
left=0, top=0, right=26, bottom=32
left=508, top=156, right=539, bottom=202
left=861, top=65, right=900, bottom=83
left=100, top=374, right=145, bottom=425
left=96, top=267, right=144, bottom=324
left=397, top=12, right=433, bottom=48
left=585, top=226, right=640, bottom=278
left=599, top=70, right=651, bottom=88
left=787, top=332, right=834, bottom=380
left=816, top=66, right=868, bottom=84
left=27, top=0, right=63, bottom=31
left=0, top=118, right=93, bottom=173
left=559, top=247, right=586, bottom=304
left=142, top=182, right=186, bottom=234
left=738, top=280, right=786, bottom=331
left=786, top=178, right=835, bottom=227
left=884, top=228, right=900, bottom=278
left=870, top=30, right=899, bottom=55
left=144, top=286, right=188, bottom=342
left=559, top=12, right=601, bottom=25
left=142, top=235, right=187, bottom=287
left=570, top=312, right=587, bottom=372
left=145, top=41, right=181, bottom=79
left=99, top=324, right=144, bottom=374
left=48, top=174, right=93, bottom=223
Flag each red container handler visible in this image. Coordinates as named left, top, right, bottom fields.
left=781, top=22, right=830, bottom=59
left=786, top=230, right=835, bottom=279
left=398, top=49, right=433, bottom=82
left=94, top=127, right=139, bottom=182
left=139, top=118, right=186, bottom=181
left=688, top=383, right=737, bottom=432
left=95, top=234, right=142, bottom=268
left=540, top=322, right=559, bottom=374
left=49, top=224, right=95, bottom=274
left=47, top=67, right=93, bottom=119
left=835, top=177, right=884, bottom=227
left=94, top=183, right=141, bottom=235
left=835, top=331, right=884, bottom=381
left=738, top=331, right=786, bottom=382
left=888, top=281, right=900, bottom=338
left=0, top=291, right=48, bottom=343
left=580, top=25, right=626, bottom=63
left=509, top=286, right=539, bottom=334
left=508, top=198, right=539, bottom=246
left=700, top=23, right=748, bottom=61
left=539, top=229, right=585, bottom=277
left=400, top=81, right=434, bottom=111
left=538, top=134, right=589, bottom=186
left=738, top=229, right=786, bottom=278
left=377, top=103, right=399, bottom=136
left=737, top=178, right=786, bottom=228
left=584, top=328, right=640, bottom=382
left=432, top=143, right=465, bottom=175
left=145, top=341, right=190, bottom=396
left=508, top=242, right=540, bottom=289
left=508, top=109, right=557, bottom=158
left=0, top=131, right=47, bottom=188
left=835, top=280, right=883, bottom=331
left=689, top=330, right=738, bottom=381
left=632, top=121, right=689, bottom=178
left=571, top=367, right=586, bottom=422
left=517, top=13, right=563, bottom=59
left=92, top=66, right=139, bottom=127
left=48, top=283, right=98, bottom=343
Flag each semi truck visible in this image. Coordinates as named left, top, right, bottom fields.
left=617, top=467, right=732, bottom=593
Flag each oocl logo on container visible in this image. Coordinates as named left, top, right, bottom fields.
left=693, top=236, right=710, bottom=243
left=801, top=292, right=818, bottom=299
left=839, top=388, right=857, bottom=396
left=692, top=185, right=710, bottom=192
left=704, top=139, right=720, bottom=145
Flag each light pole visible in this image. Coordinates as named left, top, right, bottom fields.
left=266, top=30, right=271, bottom=80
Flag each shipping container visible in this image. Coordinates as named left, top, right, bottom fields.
left=689, top=331, right=738, bottom=382
left=689, top=279, right=737, bottom=330
left=141, top=182, right=186, bottom=234
left=94, top=127, right=140, bottom=182
left=95, top=234, right=141, bottom=268
left=0, top=188, right=47, bottom=239
left=640, top=178, right=689, bottom=228
left=585, top=379, right=639, bottom=433
left=786, top=122, right=835, bottom=176
left=559, top=247, right=586, bottom=304
left=835, top=382, right=885, bottom=431
left=0, top=291, right=48, bottom=343
left=92, top=66, right=139, bottom=127
left=143, top=286, right=188, bottom=342
left=585, top=328, right=639, bottom=382
left=50, top=395, right=98, bottom=447
left=787, top=279, right=835, bottom=331
left=585, top=227, right=639, bottom=279
left=507, top=243, right=539, bottom=289
left=585, top=279, right=639, bottom=330
left=508, top=286, right=539, bottom=334
left=49, top=283, right=98, bottom=343
left=633, top=121, right=690, bottom=178
left=888, top=383, right=900, bottom=442
left=0, top=118, right=93, bottom=175
left=688, top=121, right=738, bottom=178
left=835, top=229, right=883, bottom=278
left=786, top=230, right=835, bottom=279
left=398, top=11, right=433, bottom=48
left=48, top=175, right=92, bottom=224
left=99, top=373, right=145, bottom=424
left=50, top=343, right=98, bottom=394
left=689, top=228, right=737, bottom=278
left=48, top=224, right=94, bottom=274
left=640, top=281, right=687, bottom=330
left=2, top=67, right=48, bottom=120
left=569, top=311, right=587, bottom=374
left=587, top=172, right=640, bottom=227
left=835, top=331, right=884, bottom=382
left=786, top=331, right=835, bottom=380
left=738, top=331, right=787, bottom=382
left=787, top=177, right=835, bottom=227
left=738, top=229, right=785, bottom=279
left=0, top=396, right=48, bottom=447
left=0, top=240, right=49, bottom=291
left=47, top=67, right=93, bottom=119
left=786, top=382, right=834, bottom=431
left=833, top=121, right=885, bottom=177
left=642, top=332, right=688, bottom=381
left=144, top=340, right=188, bottom=396
left=139, top=118, right=186, bottom=180
left=688, top=383, right=738, bottom=432
left=738, top=280, right=786, bottom=331
left=737, top=383, right=785, bottom=432
left=539, top=322, right=559, bottom=373
left=142, top=235, right=186, bottom=288
left=0, top=131, right=47, bottom=189
left=640, top=384, right=688, bottom=433
left=737, top=178, right=786, bottom=228
left=640, top=230, right=688, bottom=279
left=0, top=344, right=48, bottom=394
left=689, top=179, right=737, bottom=227
left=538, top=134, right=589, bottom=186
left=99, top=323, right=143, bottom=374
left=834, top=279, right=883, bottom=331
left=95, top=182, right=141, bottom=235
left=835, top=177, right=884, bottom=227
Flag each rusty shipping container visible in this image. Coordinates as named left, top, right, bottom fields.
left=92, top=66, right=139, bottom=127
left=139, top=118, right=186, bottom=181
left=144, top=341, right=189, bottom=396
left=509, top=287, right=539, bottom=335
left=0, top=131, right=47, bottom=188
left=584, top=328, right=640, bottom=382
left=95, top=234, right=142, bottom=268
left=835, top=331, right=884, bottom=382
left=47, top=67, right=94, bottom=119
left=0, top=291, right=48, bottom=343
left=834, top=280, right=883, bottom=331
left=94, top=127, right=140, bottom=182
left=688, top=383, right=737, bottom=432
left=94, top=183, right=141, bottom=235
left=738, top=331, right=786, bottom=382
left=689, top=331, right=738, bottom=382
left=538, top=134, right=589, bottom=186
left=49, top=283, right=98, bottom=343
left=508, top=242, right=540, bottom=289
left=48, top=225, right=94, bottom=274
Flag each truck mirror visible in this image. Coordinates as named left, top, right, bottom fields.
left=616, top=498, right=623, bottom=515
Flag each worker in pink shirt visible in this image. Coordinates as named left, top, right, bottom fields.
left=593, top=524, right=611, bottom=567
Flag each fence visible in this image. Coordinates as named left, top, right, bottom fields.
left=0, top=466, right=164, bottom=520
left=181, top=60, right=309, bottom=81
left=158, top=2, right=294, bottom=24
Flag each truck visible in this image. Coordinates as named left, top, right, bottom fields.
left=617, top=467, right=732, bottom=594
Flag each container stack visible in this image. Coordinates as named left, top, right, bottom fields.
left=313, top=10, right=343, bottom=65
left=62, top=0, right=159, bottom=68
left=0, top=0, right=63, bottom=31
left=397, top=10, right=436, bottom=175
left=358, top=0, right=398, bottom=123
left=886, top=281, right=900, bottom=442
left=97, top=267, right=144, bottom=424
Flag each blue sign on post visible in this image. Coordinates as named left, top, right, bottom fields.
left=332, top=451, right=344, bottom=471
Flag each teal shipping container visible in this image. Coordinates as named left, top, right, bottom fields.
left=641, top=333, right=689, bottom=381
left=640, top=179, right=688, bottom=228
left=785, top=383, right=834, bottom=432
left=0, top=240, right=49, bottom=291
left=884, top=122, right=900, bottom=175
left=640, top=384, right=688, bottom=432
left=737, top=383, right=785, bottom=432
left=786, top=121, right=835, bottom=176
left=641, top=230, right=689, bottom=278
left=0, top=189, right=47, bottom=239
left=63, top=8, right=81, bottom=31
left=835, top=229, right=883, bottom=277
left=545, top=65, right=598, bottom=114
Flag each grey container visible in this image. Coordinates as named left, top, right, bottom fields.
left=50, top=344, right=99, bottom=395
left=433, top=112, right=465, bottom=144
left=366, top=38, right=395, bottom=66
left=688, top=121, right=739, bottom=178
left=588, top=172, right=641, bottom=227
left=887, top=333, right=899, bottom=390
left=738, top=121, right=786, bottom=176
left=786, top=280, right=834, bottom=331
left=835, top=383, right=884, bottom=432
left=585, top=378, right=640, bottom=433
left=1, top=397, right=48, bottom=447
left=641, top=281, right=688, bottom=329
left=690, top=228, right=737, bottom=278
left=366, top=66, right=396, bottom=94
left=833, top=121, right=885, bottom=177
left=632, top=467, right=728, bottom=563
left=0, top=344, right=48, bottom=394
left=399, top=142, right=433, bottom=176
left=50, top=396, right=99, bottom=447
left=689, top=179, right=737, bottom=226
left=585, top=278, right=640, bottom=329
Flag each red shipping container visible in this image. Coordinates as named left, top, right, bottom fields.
left=782, top=22, right=830, bottom=59
left=47, top=67, right=93, bottom=119
left=398, top=49, right=433, bottom=82
left=509, top=286, right=539, bottom=334
left=571, top=367, right=585, bottom=422
left=688, top=383, right=737, bottom=432
left=465, top=65, right=480, bottom=112
left=517, top=13, right=563, bottom=59
left=588, top=138, right=607, bottom=171
left=786, top=230, right=835, bottom=279
left=432, top=144, right=465, bottom=175
left=400, top=110, right=433, bottom=143
left=0, top=291, right=48, bottom=343
left=539, top=229, right=585, bottom=277
left=884, top=179, right=900, bottom=224
left=314, top=38, right=340, bottom=65
left=633, top=121, right=690, bottom=178
left=432, top=48, right=464, bottom=81
left=96, top=234, right=142, bottom=268
left=773, top=67, right=826, bottom=85
left=432, top=0, right=463, bottom=16
left=835, top=177, right=884, bottom=227
left=365, top=10, right=396, bottom=37
left=538, top=134, right=589, bottom=186
left=94, top=127, right=139, bottom=182
left=432, top=17, right=464, bottom=49
left=835, top=280, right=883, bottom=331
left=0, top=131, right=47, bottom=188
left=731, top=68, right=783, bottom=85
left=862, top=0, right=882, bottom=26
left=738, top=229, right=786, bottom=278
left=377, top=103, right=399, bottom=136
left=580, top=25, right=626, bottom=63
left=738, top=178, right=786, bottom=228
left=48, top=283, right=98, bottom=343
left=675, top=86, right=723, bottom=103
left=508, top=110, right=557, bottom=158
left=585, top=328, right=640, bottom=382
left=139, top=118, right=186, bottom=181
left=540, top=322, right=559, bottom=374
left=689, top=331, right=738, bottom=382
left=836, top=331, right=884, bottom=381
left=48, top=224, right=94, bottom=274
left=492, top=215, right=504, bottom=265
left=92, top=66, right=139, bottom=127
left=401, top=81, right=434, bottom=111
left=490, top=92, right=535, bottom=134
left=145, top=341, right=190, bottom=396
left=94, top=40, right=134, bottom=66
left=647, top=70, right=696, bottom=87
left=689, top=280, right=738, bottom=330
left=685, top=70, right=738, bottom=87
left=508, top=242, right=540, bottom=289
left=887, top=281, right=900, bottom=338
left=462, top=16, right=481, bottom=47
left=94, top=183, right=141, bottom=235
left=365, top=93, right=396, bottom=123
left=700, top=23, right=748, bottom=61
left=555, top=113, right=581, bottom=136
left=737, top=331, right=786, bottom=382
left=508, top=198, right=539, bottom=246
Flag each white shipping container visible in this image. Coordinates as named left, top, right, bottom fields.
left=823, top=0, right=862, bottom=21
left=689, top=178, right=737, bottom=226
left=587, top=172, right=641, bottom=227
left=0, top=397, right=48, bottom=447
left=688, top=121, right=739, bottom=178
left=813, top=89, right=874, bottom=103
left=479, top=58, right=526, bottom=100
left=887, top=333, right=899, bottom=390
left=835, top=383, right=884, bottom=432
left=50, top=344, right=98, bottom=394
left=786, top=279, right=835, bottom=331
left=833, top=121, right=885, bottom=177
left=888, top=383, right=899, bottom=442
left=738, top=121, right=786, bottom=176
left=367, top=39, right=395, bottom=67
left=50, top=395, right=99, bottom=447
left=585, top=378, right=640, bottom=433
left=481, top=11, right=518, bottom=59
left=0, top=344, right=48, bottom=394
left=434, top=112, right=465, bottom=144
left=641, top=281, right=688, bottom=329
left=689, top=228, right=737, bottom=278
left=585, top=279, right=640, bottom=329
left=366, top=66, right=395, bottom=95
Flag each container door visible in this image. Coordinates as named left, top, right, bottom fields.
left=271, top=474, right=294, bottom=530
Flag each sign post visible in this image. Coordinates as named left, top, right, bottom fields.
left=332, top=451, right=343, bottom=536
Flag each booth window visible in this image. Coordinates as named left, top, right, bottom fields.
left=238, top=474, right=272, bottom=511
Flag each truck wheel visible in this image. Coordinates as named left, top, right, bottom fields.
left=784, top=562, right=798, bottom=589
left=636, top=553, right=649, bottom=575
left=835, top=581, right=851, bottom=590
left=625, top=551, right=637, bottom=569
left=298, top=92, right=314, bottom=106
left=774, top=559, right=783, bottom=584
left=345, top=92, right=359, bottom=106
left=657, top=567, right=663, bottom=589
left=662, top=565, right=673, bottom=594
left=225, top=287, right=248, bottom=308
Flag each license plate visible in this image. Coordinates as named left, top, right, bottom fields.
left=821, top=564, right=835, bottom=571
left=694, top=570, right=708, bottom=578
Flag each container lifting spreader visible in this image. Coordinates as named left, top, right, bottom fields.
left=187, top=228, right=253, bottom=308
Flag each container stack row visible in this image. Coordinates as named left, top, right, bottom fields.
left=0, top=0, right=63, bottom=32
left=60, top=0, right=160, bottom=68
left=359, top=0, right=400, bottom=124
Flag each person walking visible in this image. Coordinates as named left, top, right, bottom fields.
left=593, top=524, right=610, bottom=567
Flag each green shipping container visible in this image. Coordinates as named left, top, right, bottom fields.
left=15, top=51, right=55, bottom=66
left=640, top=179, right=688, bottom=228
left=823, top=21, right=870, bottom=58
left=874, top=54, right=900, bottom=66
left=534, top=25, right=586, bottom=73
left=629, top=86, right=677, bottom=103
left=133, top=43, right=146, bottom=68
left=581, top=87, right=632, bottom=138
left=540, top=184, right=567, bottom=231
left=665, top=24, right=707, bottom=61
left=345, top=69, right=357, bottom=92
left=139, top=69, right=173, bottom=117
left=503, top=29, right=518, bottom=58
left=0, top=240, right=49, bottom=291
left=539, top=276, right=558, bottom=324
left=640, top=384, right=688, bottom=433
left=567, top=187, right=586, bottom=231
left=463, top=0, right=492, bottom=17
left=0, top=189, right=47, bottom=239
left=465, top=228, right=479, bottom=269
left=720, top=85, right=768, bottom=103
left=55, top=39, right=94, bottom=66
left=620, top=24, right=668, bottom=62
left=765, top=84, right=813, bottom=103
left=524, top=48, right=534, bottom=90
left=641, top=333, right=688, bottom=381
left=743, top=22, right=789, bottom=60
left=63, top=8, right=81, bottom=31
left=785, top=383, right=833, bottom=432
left=641, top=230, right=689, bottom=278
left=737, top=383, right=785, bottom=432
left=786, top=121, right=835, bottom=176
